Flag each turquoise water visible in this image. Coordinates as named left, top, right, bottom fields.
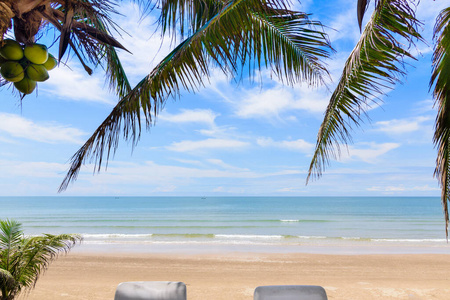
left=0, top=196, right=447, bottom=254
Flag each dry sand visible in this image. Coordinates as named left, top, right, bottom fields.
left=24, top=252, right=450, bottom=300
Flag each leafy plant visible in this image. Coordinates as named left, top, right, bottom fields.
left=0, top=219, right=81, bottom=300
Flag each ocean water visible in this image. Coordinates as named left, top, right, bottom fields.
left=0, top=196, right=448, bottom=254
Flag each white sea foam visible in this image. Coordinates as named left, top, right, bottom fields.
left=215, top=234, right=284, bottom=240
left=296, top=235, right=327, bottom=239
left=341, top=236, right=365, bottom=240
left=76, top=234, right=449, bottom=246
left=371, top=238, right=447, bottom=243
left=280, top=219, right=300, bottom=222
left=82, top=234, right=153, bottom=239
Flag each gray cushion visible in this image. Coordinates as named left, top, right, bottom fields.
left=254, top=285, right=327, bottom=300
left=114, top=281, right=186, bottom=300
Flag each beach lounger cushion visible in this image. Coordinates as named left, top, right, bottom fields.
left=254, top=285, right=328, bottom=300
left=114, top=281, right=187, bottom=300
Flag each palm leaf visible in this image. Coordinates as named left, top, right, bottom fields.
left=36, top=2, right=131, bottom=93
left=0, top=220, right=22, bottom=274
left=58, top=3, right=75, bottom=61
left=249, top=9, right=333, bottom=86
left=6, top=233, right=81, bottom=297
left=157, top=0, right=224, bottom=38
left=0, top=220, right=81, bottom=299
left=431, top=6, right=450, bottom=238
left=306, top=0, right=422, bottom=184
left=59, top=0, right=333, bottom=191
left=15, top=234, right=81, bottom=289
left=357, top=0, right=370, bottom=30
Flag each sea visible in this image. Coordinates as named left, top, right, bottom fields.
left=0, top=196, right=448, bottom=254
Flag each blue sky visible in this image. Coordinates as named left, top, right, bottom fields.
left=0, top=0, right=447, bottom=196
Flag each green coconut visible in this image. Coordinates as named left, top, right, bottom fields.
left=42, top=53, right=57, bottom=70
left=14, top=77, right=36, bottom=94
left=26, top=64, right=49, bottom=82
left=24, top=43, right=48, bottom=64
left=0, top=61, right=25, bottom=82
left=0, top=39, right=24, bottom=60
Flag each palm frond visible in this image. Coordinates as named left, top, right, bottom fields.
left=157, top=0, right=224, bottom=38
left=59, top=0, right=333, bottom=191
left=357, top=0, right=370, bottom=30
left=59, top=2, right=75, bottom=60
left=5, top=233, right=81, bottom=297
left=431, top=6, right=450, bottom=238
left=0, top=220, right=22, bottom=250
left=0, top=220, right=22, bottom=275
left=95, top=18, right=132, bottom=98
left=16, top=234, right=81, bottom=287
left=34, top=1, right=131, bottom=95
left=250, top=9, right=333, bottom=86
left=38, top=1, right=128, bottom=67
left=306, top=0, right=422, bottom=184
left=0, top=220, right=81, bottom=298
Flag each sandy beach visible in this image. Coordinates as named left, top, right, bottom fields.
left=24, top=252, right=450, bottom=300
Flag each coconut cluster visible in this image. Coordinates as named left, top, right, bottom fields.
left=0, top=39, right=57, bottom=95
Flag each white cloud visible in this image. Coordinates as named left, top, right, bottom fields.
left=0, top=135, right=17, bottom=144
left=0, top=113, right=86, bottom=144
left=412, top=185, right=440, bottom=192
left=367, top=186, right=406, bottom=192
left=277, top=187, right=302, bottom=193
left=166, top=138, right=250, bottom=152
left=339, top=142, right=401, bottom=163
left=171, top=158, right=203, bottom=166
left=234, top=85, right=329, bottom=120
left=40, top=66, right=115, bottom=104
left=291, top=85, right=330, bottom=113
left=115, top=3, right=173, bottom=80
left=416, top=0, right=450, bottom=42
left=159, top=109, right=218, bottom=126
left=213, top=186, right=224, bottom=192
left=327, top=2, right=362, bottom=44
left=257, top=137, right=314, bottom=153
left=206, top=158, right=248, bottom=171
left=199, top=68, right=234, bottom=102
left=197, top=125, right=238, bottom=138
left=413, top=99, right=436, bottom=114
left=375, top=116, right=431, bottom=134
left=77, top=160, right=302, bottom=188
left=234, top=87, right=293, bottom=119
left=0, top=160, right=67, bottom=178
left=367, top=184, right=440, bottom=192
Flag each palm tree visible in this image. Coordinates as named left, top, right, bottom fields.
left=305, top=0, right=450, bottom=236
left=430, top=6, right=450, bottom=237
left=0, top=0, right=131, bottom=97
left=0, top=219, right=81, bottom=300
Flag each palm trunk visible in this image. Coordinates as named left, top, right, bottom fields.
left=1, top=283, right=17, bottom=300
left=1, top=287, right=11, bottom=300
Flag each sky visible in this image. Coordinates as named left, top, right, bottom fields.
left=0, top=0, right=447, bottom=196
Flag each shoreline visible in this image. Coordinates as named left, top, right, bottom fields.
left=25, top=251, right=450, bottom=300
left=74, top=239, right=450, bottom=255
